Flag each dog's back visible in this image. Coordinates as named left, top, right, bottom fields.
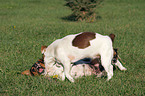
left=48, top=32, right=113, bottom=62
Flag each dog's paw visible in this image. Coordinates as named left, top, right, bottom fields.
left=68, top=76, right=75, bottom=82
left=106, top=77, right=111, bottom=81
left=96, top=72, right=105, bottom=78
left=96, top=73, right=102, bottom=78
left=121, top=67, right=127, bottom=71
left=69, top=78, right=75, bottom=82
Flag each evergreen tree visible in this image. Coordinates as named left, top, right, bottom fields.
left=65, top=0, right=104, bottom=22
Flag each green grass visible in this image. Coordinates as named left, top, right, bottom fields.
left=0, top=0, right=144, bottom=95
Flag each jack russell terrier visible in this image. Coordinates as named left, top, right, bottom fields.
left=42, top=32, right=126, bottom=82
left=42, top=32, right=127, bottom=82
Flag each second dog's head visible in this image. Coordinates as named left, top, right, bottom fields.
left=29, top=46, right=47, bottom=76
left=21, top=46, right=47, bottom=76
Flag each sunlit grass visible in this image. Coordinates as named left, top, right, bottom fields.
left=0, top=0, right=144, bottom=95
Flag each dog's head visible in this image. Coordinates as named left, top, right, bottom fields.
left=91, top=48, right=119, bottom=65
left=21, top=58, right=45, bottom=76
left=108, top=34, right=118, bottom=63
left=21, top=46, right=47, bottom=76
left=112, top=48, right=118, bottom=64
left=90, top=48, right=119, bottom=74
left=29, top=59, right=45, bottom=76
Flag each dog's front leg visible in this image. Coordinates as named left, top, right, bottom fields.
left=56, top=47, right=74, bottom=82
left=62, top=60, right=75, bottom=82
left=115, top=60, right=127, bottom=71
left=44, top=56, right=55, bottom=75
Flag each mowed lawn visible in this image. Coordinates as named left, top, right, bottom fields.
left=0, top=0, right=144, bottom=95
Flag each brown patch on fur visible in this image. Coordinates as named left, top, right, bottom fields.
left=72, top=32, right=96, bottom=49
left=91, top=58, right=100, bottom=65
left=40, top=63, right=45, bottom=68
left=112, top=48, right=118, bottom=63
left=95, top=54, right=101, bottom=58
left=109, top=34, right=115, bottom=42
left=68, top=55, right=75, bottom=61
left=113, top=50, right=117, bottom=56
left=21, top=70, right=32, bottom=76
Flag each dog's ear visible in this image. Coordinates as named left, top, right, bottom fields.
left=21, top=70, right=32, bottom=76
left=41, top=46, right=47, bottom=54
left=109, top=34, right=115, bottom=42
left=114, top=48, right=118, bottom=53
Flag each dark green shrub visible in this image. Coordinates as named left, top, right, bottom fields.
left=65, top=0, right=104, bottom=22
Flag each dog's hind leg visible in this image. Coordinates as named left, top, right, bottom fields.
left=101, top=59, right=113, bottom=81
left=115, top=60, right=127, bottom=71
left=101, top=49, right=114, bottom=81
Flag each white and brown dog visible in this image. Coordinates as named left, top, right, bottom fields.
left=42, top=32, right=127, bottom=82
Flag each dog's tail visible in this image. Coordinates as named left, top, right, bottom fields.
left=109, top=34, right=115, bottom=43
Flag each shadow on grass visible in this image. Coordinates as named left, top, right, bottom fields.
left=61, top=14, right=102, bottom=22
left=61, top=14, right=78, bottom=21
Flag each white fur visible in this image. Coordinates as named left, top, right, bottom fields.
left=115, top=60, right=127, bottom=71
left=43, top=59, right=126, bottom=80
left=44, top=32, right=125, bottom=82
left=45, top=63, right=96, bottom=80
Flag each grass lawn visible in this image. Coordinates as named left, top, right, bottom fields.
left=0, top=0, right=144, bottom=95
